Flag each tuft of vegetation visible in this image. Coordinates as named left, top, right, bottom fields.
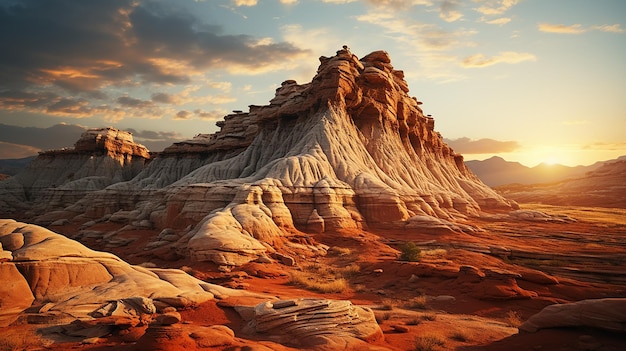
left=505, top=310, right=523, bottom=327
left=405, top=295, right=429, bottom=310
left=327, top=246, right=352, bottom=257
left=399, top=242, right=421, bottom=262
left=0, top=330, right=45, bottom=351
left=449, top=329, right=470, bottom=342
left=288, top=262, right=360, bottom=294
left=405, top=318, right=421, bottom=326
left=420, top=313, right=437, bottom=321
left=414, top=334, right=446, bottom=351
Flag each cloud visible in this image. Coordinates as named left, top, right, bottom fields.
left=124, top=128, right=184, bottom=151
left=583, top=142, right=626, bottom=151
left=445, top=137, right=520, bottom=154
left=591, top=24, right=626, bottom=33
left=117, top=96, right=153, bottom=109
left=474, top=0, right=519, bottom=16
left=232, top=0, right=258, bottom=6
left=194, top=109, right=227, bottom=121
left=0, top=0, right=309, bottom=120
left=538, top=23, right=586, bottom=34
left=484, top=17, right=511, bottom=25
left=539, top=23, right=625, bottom=34
left=461, top=51, right=536, bottom=68
left=439, top=0, right=463, bottom=22
left=175, top=110, right=193, bottom=120
left=280, top=0, right=299, bottom=4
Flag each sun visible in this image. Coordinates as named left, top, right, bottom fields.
left=543, top=157, right=558, bottom=166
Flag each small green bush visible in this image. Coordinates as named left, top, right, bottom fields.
left=399, top=242, right=421, bottom=262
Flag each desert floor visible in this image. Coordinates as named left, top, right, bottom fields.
left=5, top=204, right=626, bottom=351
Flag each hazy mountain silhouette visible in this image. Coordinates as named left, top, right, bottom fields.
left=465, top=156, right=611, bottom=187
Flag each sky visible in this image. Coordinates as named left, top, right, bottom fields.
left=0, top=0, right=625, bottom=167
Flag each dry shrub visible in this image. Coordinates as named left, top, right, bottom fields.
left=0, top=329, right=44, bottom=351
left=399, top=242, right=421, bottom=262
left=414, top=333, right=446, bottom=351
left=421, top=248, right=447, bottom=258
left=449, top=328, right=471, bottom=342
left=289, top=270, right=349, bottom=293
left=405, top=295, right=429, bottom=310
left=380, top=298, right=398, bottom=310
left=327, top=246, right=352, bottom=257
left=405, top=318, right=421, bottom=326
left=420, top=313, right=437, bottom=321
left=505, top=310, right=523, bottom=327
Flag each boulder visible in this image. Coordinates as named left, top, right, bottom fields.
left=520, top=298, right=626, bottom=333
left=240, top=298, right=383, bottom=349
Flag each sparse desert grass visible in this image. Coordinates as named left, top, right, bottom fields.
left=327, top=246, right=352, bottom=257
left=380, top=296, right=429, bottom=311
left=420, top=248, right=448, bottom=258
left=0, top=329, right=44, bottom=351
left=288, top=262, right=360, bottom=293
left=289, top=270, right=348, bottom=293
left=420, top=313, right=437, bottom=321
left=505, top=310, right=523, bottom=327
left=449, top=328, right=471, bottom=342
left=405, top=318, right=421, bottom=326
left=405, top=295, right=429, bottom=310
left=414, top=333, right=446, bottom=351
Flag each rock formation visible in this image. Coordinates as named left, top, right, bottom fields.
left=238, top=298, right=383, bottom=349
left=519, top=298, right=626, bottom=333
left=0, top=128, right=150, bottom=215
left=9, top=48, right=516, bottom=266
left=0, top=219, right=261, bottom=328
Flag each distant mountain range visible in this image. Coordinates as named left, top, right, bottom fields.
left=0, top=156, right=36, bottom=177
left=495, top=158, right=626, bottom=208
left=464, top=156, right=626, bottom=187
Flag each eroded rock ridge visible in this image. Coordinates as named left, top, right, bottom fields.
left=7, top=48, right=516, bottom=266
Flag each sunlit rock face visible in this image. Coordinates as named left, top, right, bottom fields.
left=0, top=219, right=228, bottom=327
left=25, top=48, right=516, bottom=265
left=0, top=128, right=150, bottom=216
left=153, top=47, right=515, bottom=228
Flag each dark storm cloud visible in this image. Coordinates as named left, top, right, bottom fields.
left=0, top=0, right=308, bottom=117
left=445, top=137, right=520, bottom=154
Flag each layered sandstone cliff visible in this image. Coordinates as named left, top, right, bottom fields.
left=0, top=128, right=150, bottom=215
left=49, top=47, right=516, bottom=265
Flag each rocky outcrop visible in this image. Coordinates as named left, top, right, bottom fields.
left=0, top=128, right=150, bottom=215
left=22, top=47, right=515, bottom=266
left=0, top=219, right=262, bottom=327
left=238, top=298, right=384, bottom=350
left=519, top=298, right=626, bottom=333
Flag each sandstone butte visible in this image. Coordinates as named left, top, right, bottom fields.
left=1, top=47, right=625, bottom=350
left=1, top=47, right=517, bottom=266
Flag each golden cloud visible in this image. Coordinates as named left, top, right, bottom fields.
left=461, top=51, right=536, bottom=68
